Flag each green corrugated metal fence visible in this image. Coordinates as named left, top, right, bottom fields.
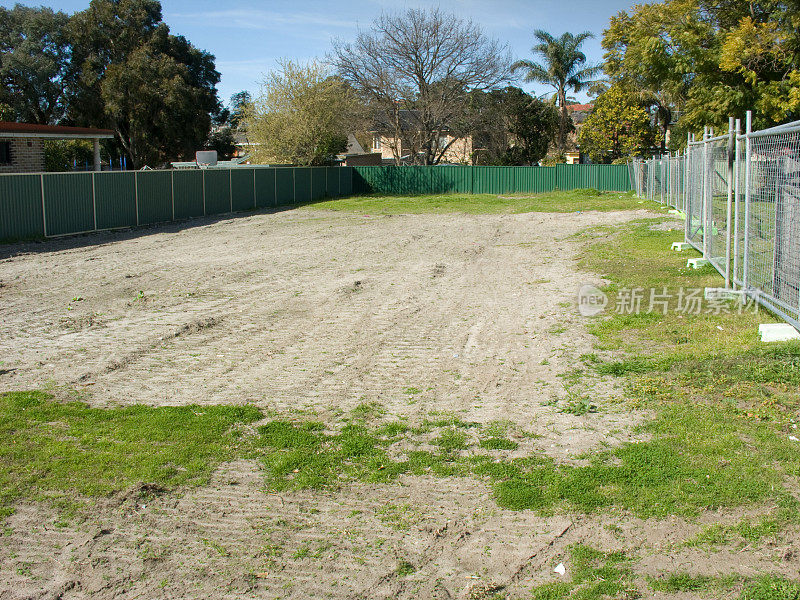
left=0, top=164, right=631, bottom=242
left=352, top=164, right=631, bottom=195
left=0, top=166, right=354, bottom=241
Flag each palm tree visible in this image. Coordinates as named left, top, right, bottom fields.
left=512, top=30, right=601, bottom=156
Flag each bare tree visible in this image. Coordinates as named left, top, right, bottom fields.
left=330, top=8, right=511, bottom=165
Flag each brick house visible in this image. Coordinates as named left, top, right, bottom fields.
left=370, top=110, right=473, bottom=165
left=0, top=122, right=116, bottom=173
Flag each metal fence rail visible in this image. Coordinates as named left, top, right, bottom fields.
left=633, top=113, right=800, bottom=330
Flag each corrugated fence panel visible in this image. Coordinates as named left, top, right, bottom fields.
left=351, top=167, right=372, bottom=194
left=326, top=167, right=340, bottom=197
left=94, top=172, right=136, bottom=230
left=339, top=167, right=353, bottom=196
left=311, top=168, right=327, bottom=200
left=231, top=168, right=255, bottom=211
left=598, top=164, right=632, bottom=191
left=173, top=170, right=204, bottom=219
left=0, top=175, right=44, bottom=240
left=136, top=171, right=173, bottom=224
left=43, top=173, right=94, bottom=236
left=275, top=168, right=294, bottom=205
left=255, top=168, right=276, bottom=207
left=294, top=168, right=312, bottom=203
left=204, top=169, right=231, bottom=215
left=520, top=166, right=557, bottom=193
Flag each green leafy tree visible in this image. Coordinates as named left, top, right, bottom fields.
left=246, top=60, right=360, bottom=165
left=0, top=5, right=72, bottom=124
left=602, top=0, right=800, bottom=143
left=577, top=85, right=658, bottom=163
left=43, top=139, right=94, bottom=172
left=228, top=91, right=252, bottom=129
left=512, top=30, right=601, bottom=156
left=206, top=128, right=236, bottom=160
left=468, top=87, right=559, bottom=165
left=68, top=0, right=221, bottom=168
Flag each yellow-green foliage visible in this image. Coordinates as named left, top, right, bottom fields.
left=578, top=85, right=659, bottom=162
left=247, top=60, right=361, bottom=165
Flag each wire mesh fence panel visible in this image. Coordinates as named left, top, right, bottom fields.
left=707, top=137, right=730, bottom=278
left=745, top=126, right=800, bottom=324
left=685, top=142, right=705, bottom=251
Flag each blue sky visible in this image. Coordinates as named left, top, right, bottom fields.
left=4, top=0, right=645, bottom=107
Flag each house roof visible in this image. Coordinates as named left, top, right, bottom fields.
left=566, top=104, right=593, bottom=112
left=372, top=109, right=453, bottom=133
left=0, top=122, right=116, bottom=139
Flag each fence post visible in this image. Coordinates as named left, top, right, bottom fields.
left=91, top=171, right=97, bottom=232
left=229, top=169, right=233, bottom=213
left=202, top=169, right=206, bottom=215
left=743, top=111, right=752, bottom=289
left=40, top=173, right=48, bottom=237
left=171, top=169, right=175, bottom=221
left=701, top=127, right=709, bottom=258
left=724, top=116, right=735, bottom=288
left=253, top=168, right=257, bottom=209
left=732, top=118, right=741, bottom=289
left=134, top=171, right=140, bottom=226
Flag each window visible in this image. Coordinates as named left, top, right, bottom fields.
left=372, top=134, right=381, bottom=151
left=0, top=141, right=11, bottom=165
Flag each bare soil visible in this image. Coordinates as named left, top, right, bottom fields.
left=1, top=207, right=796, bottom=599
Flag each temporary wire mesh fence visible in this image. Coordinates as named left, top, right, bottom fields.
left=632, top=114, right=800, bottom=330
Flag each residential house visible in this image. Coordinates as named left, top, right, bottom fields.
left=370, top=110, right=473, bottom=165
left=0, top=122, right=115, bottom=173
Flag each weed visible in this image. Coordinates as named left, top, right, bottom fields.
left=560, top=394, right=598, bottom=416
left=397, top=560, right=416, bottom=577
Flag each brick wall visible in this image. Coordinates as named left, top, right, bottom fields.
left=0, top=137, right=45, bottom=173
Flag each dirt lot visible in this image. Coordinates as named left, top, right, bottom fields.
left=1, top=206, right=794, bottom=599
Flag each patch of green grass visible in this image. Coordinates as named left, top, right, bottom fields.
left=479, top=437, right=519, bottom=451
left=255, top=394, right=799, bottom=518
left=739, top=576, right=800, bottom=600
left=350, top=400, right=386, bottom=421
left=376, top=503, right=419, bottom=530
left=304, top=190, right=641, bottom=215
left=686, top=496, right=800, bottom=548
left=650, top=573, right=800, bottom=600
left=432, top=428, right=469, bottom=453
left=473, top=397, right=800, bottom=517
left=649, top=573, right=742, bottom=594
left=0, top=391, right=261, bottom=520
left=396, top=560, right=416, bottom=577
left=530, top=545, right=639, bottom=600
